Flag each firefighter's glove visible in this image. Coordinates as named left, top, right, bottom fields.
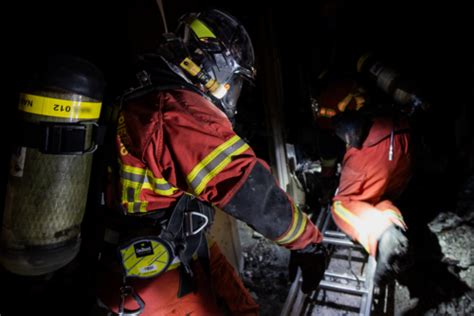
left=319, top=175, right=337, bottom=205
left=319, top=161, right=338, bottom=205
left=289, top=243, right=328, bottom=294
left=375, top=225, right=410, bottom=284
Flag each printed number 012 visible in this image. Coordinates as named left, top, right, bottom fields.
left=53, top=104, right=71, bottom=112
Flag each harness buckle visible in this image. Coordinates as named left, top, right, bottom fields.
left=118, top=285, right=145, bottom=316
left=184, top=211, right=209, bottom=237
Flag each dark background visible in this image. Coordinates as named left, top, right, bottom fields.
left=1, top=0, right=473, bottom=314
left=4, top=0, right=472, bottom=174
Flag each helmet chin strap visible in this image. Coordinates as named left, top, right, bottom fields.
left=179, top=57, right=229, bottom=99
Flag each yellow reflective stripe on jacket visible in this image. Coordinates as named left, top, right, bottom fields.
left=275, top=204, right=308, bottom=245
left=120, top=163, right=177, bottom=195
left=319, top=107, right=337, bottom=118
left=121, top=179, right=148, bottom=213
left=384, top=209, right=403, bottom=221
left=383, top=209, right=406, bottom=228
left=354, top=95, right=366, bottom=110
left=337, top=93, right=354, bottom=112
left=337, top=92, right=366, bottom=112
left=187, top=135, right=250, bottom=195
left=143, top=171, right=178, bottom=196
left=119, top=162, right=178, bottom=213
left=333, top=201, right=369, bottom=252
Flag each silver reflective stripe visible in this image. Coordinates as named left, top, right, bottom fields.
left=189, top=138, right=247, bottom=193
left=278, top=208, right=304, bottom=244
left=122, top=167, right=176, bottom=193
left=144, top=174, right=175, bottom=192
left=133, top=202, right=142, bottom=213
left=122, top=171, right=145, bottom=183
left=127, top=188, right=135, bottom=202
left=119, top=160, right=178, bottom=213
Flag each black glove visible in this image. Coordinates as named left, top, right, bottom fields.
left=374, top=225, right=411, bottom=284
left=289, top=243, right=328, bottom=294
left=319, top=175, right=337, bottom=205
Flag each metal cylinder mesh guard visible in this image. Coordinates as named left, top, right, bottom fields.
left=0, top=55, right=104, bottom=275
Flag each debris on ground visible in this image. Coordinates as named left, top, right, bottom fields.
left=237, top=174, right=474, bottom=315
left=239, top=222, right=290, bottom=316
left=396, top=174, right=474, bottom=315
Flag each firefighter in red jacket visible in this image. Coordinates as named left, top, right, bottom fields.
left=311, top=78, right=367, bottom=203
left=97, top=9, right=326, bottom=315
left=331, top=110, right=411, bottom=282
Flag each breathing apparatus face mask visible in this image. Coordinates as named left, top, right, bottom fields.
left=176, top=9, right=256, bottom=119
left=333, top=111, right=370, bottom=149
left=336, top=129, right=364, bottom=149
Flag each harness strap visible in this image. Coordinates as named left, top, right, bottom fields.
left=177, top=231, right=212, bottom=297
left=162, top=194, right=214, bottom=297
left=159, top=194, right=187, bottom=241
left=17, top=121, right=106, bottom=155
left=101, top=194, right=215, bottom=313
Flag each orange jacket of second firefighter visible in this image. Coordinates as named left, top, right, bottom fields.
left=113, top=88, right=322, bottom=249
left=332, top=117, right=412, bottom=255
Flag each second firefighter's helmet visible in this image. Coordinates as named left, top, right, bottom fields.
left=173, top=9, right=256, bottom=118
left=311, top=79, right=367, bottom=130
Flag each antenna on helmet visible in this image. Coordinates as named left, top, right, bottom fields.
left=156, top=0, right=169, bottom=34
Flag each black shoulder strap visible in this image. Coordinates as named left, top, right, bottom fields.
left=121, top=54, right=206, bottom=104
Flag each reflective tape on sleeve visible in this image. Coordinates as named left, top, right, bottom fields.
left=275, top=204, right=308, bottom=245
left=333, top=201, right=369, bottom=252
left=187, top=135, right=250, bottom=195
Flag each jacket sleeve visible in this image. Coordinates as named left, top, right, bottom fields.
left=223, top=160, right=322, bottom=249
left=151, top=90, right=321, bottom=249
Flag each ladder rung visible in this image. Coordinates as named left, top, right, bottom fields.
left=324, top=230, right=348, bottom=238
left=323, top=236, right=357, bottom=247
left=324, top=271, right=366, bottom=283
left=319, top=280, right=368, bottom=296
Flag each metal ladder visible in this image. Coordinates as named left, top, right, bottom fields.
left=281, top=204, right=378, bottom=316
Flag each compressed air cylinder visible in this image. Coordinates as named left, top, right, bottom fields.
left=0, top=55, right=105, bottom=275
left=357, top=53, right=412, bottom=105
left=357, top=53, right=430, bottom=114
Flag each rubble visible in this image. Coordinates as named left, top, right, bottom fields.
left=239, top=222, right=291, bottom=316
left=237, top=174, right=474, bottom=315
left=430, top=216, right=473, bottom=269
left=396, top=175, right=474, bottom=315
left=421, top=180, right=474, bottom=315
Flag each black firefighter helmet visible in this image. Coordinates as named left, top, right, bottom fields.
left=162, top=9, right=256, bottom=119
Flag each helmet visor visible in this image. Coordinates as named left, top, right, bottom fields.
left=190, top=9, right=255, bottom=80
left=222, top=75, right=243, bottom=115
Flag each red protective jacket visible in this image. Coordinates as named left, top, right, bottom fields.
left=114, top=88, right=321, bottom=248
left=332, top=117, right=411, bottom=256
left=100, top=88, right=322, bottom=315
